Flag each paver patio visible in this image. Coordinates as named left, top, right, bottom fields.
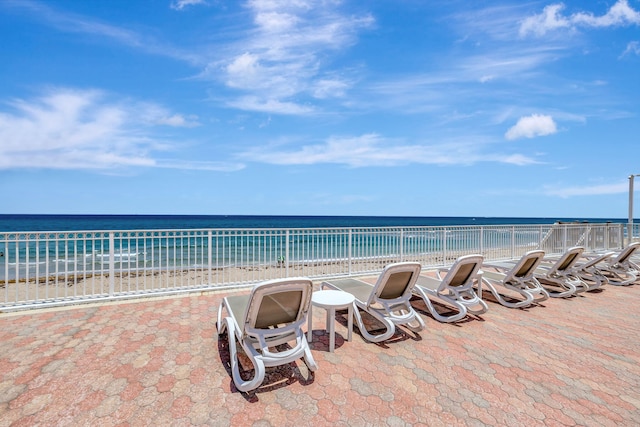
left=1, top=278, right=640, bottom=426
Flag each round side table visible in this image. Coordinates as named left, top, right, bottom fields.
left=307, top=290, right=355, bottom=352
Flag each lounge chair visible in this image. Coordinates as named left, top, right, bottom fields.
left=412, top=254, right=488, bottom=323
left=542, top=249, right=614, bottom=292
left=606, top=242, right=640, bottom=277
left=216, top=277, right=317, bottom=392
left=481, top=250, right=549, bottom=308
left=320, top=262, right=425, bottom=343
left=580, top=242, right=640, bottom=286
left=532, top=246, right=586, bottom=297
left=570, top=251, right=616, bottom=289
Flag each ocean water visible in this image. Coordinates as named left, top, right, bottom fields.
left=0, top=214, right=627, bottom=233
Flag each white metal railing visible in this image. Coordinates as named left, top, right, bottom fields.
left=0, top=222, right=624, bottom=311
left=629, top=223, right=640, bottom=244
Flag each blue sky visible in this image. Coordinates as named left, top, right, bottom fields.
left=1, top=0, right=639, bottom=218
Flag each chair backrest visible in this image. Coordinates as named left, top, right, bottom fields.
left=579, top=252, right=614, bottom=269
left=613, top=242, right=640, bottom=264
left=437, top=254, right=483, bottom=292
left=547, top=246, right=584, bottom=274
left=368, top=262, right=421, bottom=306
left=504, top=250, right=545, bottom=283
left=243, top=278, right=313, bottom=334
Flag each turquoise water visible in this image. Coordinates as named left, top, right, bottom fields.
left=0, top=214, right=627, bottom=232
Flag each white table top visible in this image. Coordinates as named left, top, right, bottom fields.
left=311, top=289, right=355, bottom=308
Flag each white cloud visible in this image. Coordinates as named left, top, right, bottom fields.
left=365, top=44, right=563, bottom=116
left=544, top=181, right=629, bottom=198
left=209, top=0, right=374, bottom=114
left=154, top=159, right=244, bottom=171
left=311, top=78, right=350, bottom=99
left=621, top=41, right=640, bottom=57
left=572, top=0, right=640, bottom=27
left=156, top=114, right=200, bottom=127
left=134, top=103, right=201, bottom=127
left=240, top=133, right=538, bottom=167
left=5, top=0, right=200, bottom=64
left=505, top=114, right=557, bottom=140
left=170, top=0, right=207, bottom=11
left=224, top=53, right=268, bottom=91
left=0, top=88, right=234, bottom=171
left=8, top=0, right=146, bottom=46
left=461, top=48, right=562, bottom=82
left=253, top=11, right=299, bottom=32
left=520, top=4, right=569, bottom=37
left=498, top=154, right=539, bottom=166
left=227, top=96, right=314, bottom=115
left=520, top=1, right=640, bottom=37
left=241, top=134, right=435, bottom=167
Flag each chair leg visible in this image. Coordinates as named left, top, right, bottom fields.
left=539, top=278, right=576, bottom=298
left=388, top=303, right=425, bottom=332
left=568, top=275, right=589, bottom=293
left=481, top=278, right=534, bottom=308
left=216, top=299, right=228, bottom=335
left=413, top=287, right=467, bottom=323
left=402, top=307, right=426, bottom=332
left=301, top=338, right=318, bottom=372
left=222, top=317, right=266, bottom=393
left=602, top=268, right=636, bottom=286
left=576, top=271, right=605, bottom=291
left=532, top=286, right=550, bottom=302
left=352, top=304, right=396, bottom=343
left=524, top=278, right=549, bottom=302
left=463, top=293, right=488, bottom=315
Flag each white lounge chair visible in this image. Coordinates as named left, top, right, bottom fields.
left=321, top=262, right=425, bottom=343
left=580, top=242, right=640, bottom=286
left=570, top=251, right=616, bottom=289
left=481, top=250, right=549, bottom=308
left=217, top=277, right=317, bottom=392
left=412, top=254, right=488, bottom=323
left=533, top=246, right=586, bottom=297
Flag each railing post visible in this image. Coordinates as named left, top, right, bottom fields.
left=442, top=228, right=447, bottom=265
left=348, top=229, right=352, bottom=275
left=2, top=235, right=7, bottom=304
left=583, top=225, right=589, bottom=251
left=511, top=226, right=515, bottom=259
left=285, top=230, right=290, bottom=277
left=629, top=174, right=635, bottom=246
left=207, top=230, right=212, bottom=285
left=587, top=225, right=592, bottom=250
left=536, top=226, right=540, bottom=250
left=399, top=229, right=404, bottom=262
left=109, top=232, right=115, bottom=297
left=479, top=226, right=484, bottom=256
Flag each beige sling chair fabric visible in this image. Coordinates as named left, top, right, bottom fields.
left=413, top=254, right=488, bottom=323
left=321, top=262, right=425, bottom=343
left=217, top=277, right=317, bottom=392
left=481, top=250, right=549, bottom=308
